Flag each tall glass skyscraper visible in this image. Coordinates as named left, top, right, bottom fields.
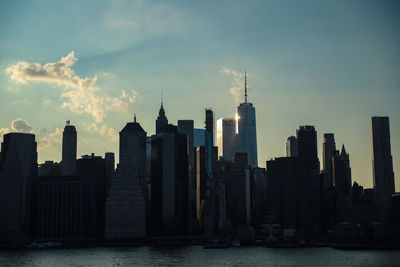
left=237, top=72, right=258, bottom=167
left=217, top=117, right=237, bottom=161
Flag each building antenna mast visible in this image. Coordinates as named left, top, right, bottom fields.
left=245, top=70, right=248, bottom=103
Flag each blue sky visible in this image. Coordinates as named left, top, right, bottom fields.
left=0, top=0, right=399, bottom=190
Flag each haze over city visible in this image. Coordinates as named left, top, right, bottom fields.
left=0, top=0, right=399, bottom=192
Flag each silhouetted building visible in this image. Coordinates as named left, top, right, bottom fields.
left=215, top=153, right=251, bottom=233
left=77, top=153, right=108, bottom=240
left=267, top=156, right=322, bottom=238
left=295, top=125, right=321, bottom=236
left=104, top=152, right=115, bottom=192
left=364, top=188, right=375, bottom=206
left=105, top=116, right=146, bottom=239
left=38, top=161, right=61, bottom=176
left=217, top=117, right=237, bottom=161
left=392, top=193, right=400, bottom=225
left=151, top=125, right=189, bottom=235
left=196, top=146, right=207, bottom=225
left=194, top=128, right=206, bottom=147
left=0, top=133, right=38, bottom=244
left=35, top=176, right=96, bottom=240
left=286, top=136, right=298, bottom=157
left=203, top=109, right=218, bottom=236
left=237, top=72, right=258, bottom=167
left=371, top=116, right=395, bottom=222
left=156, top=101, right=168, bottom=134
left=62, top=120, right=77, bottom=176
left=296, top=126, right=319, bottom=171
left=352, top=181, right=364, bottom=206
left=178, top=120, right=195, bottom=233
left=252, top=167, right=267, bottom=229
left=322, top=133, right=336, bottom=188
left=332, top=149, right=351, bottom=195
left=119, top=115, right=146, bottom=181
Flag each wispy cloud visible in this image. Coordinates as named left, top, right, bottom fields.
left=88, top=123, right=118, bottom=141
left=6, top=52, right=137, bottom=122
left=220, top=67, right=247, bottom=105
left=104, top=0, right=184, bottom=34
left=0, top=119, right=63, bottom=150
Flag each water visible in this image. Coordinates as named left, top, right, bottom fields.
left=1, top=246, right=399, bottom=266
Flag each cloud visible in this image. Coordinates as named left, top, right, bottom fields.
left=37, top=127, right=63, bottom=150
left=88, top=123, right=118, bottom=141
left=6, top=52, right=137, bottom=122
left=220, top=67, right=248, bottom=105
left=42, top=99, right=52, bottom=106
left=6, top=52, right=96, bottom=88
left=11, top=118, right=33, bottom=133
left=0, top=128, right=10, bottom=142
left=99, top=72, right=116, bottom=79
left=104, top=0, right=184, bottom=34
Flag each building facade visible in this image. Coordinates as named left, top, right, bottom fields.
left=286, top=136, right=298, bottom=157
left=0, top=133, right=38, bottom=243
left=62, top=121, right=77, bottom=176
left=322, top=133, right=336, bottom=188
left=217, top=117, right=237, bottom=161
left=105, top=116, right=146, bottom=239
left=371, top=116, right=395, bottom=222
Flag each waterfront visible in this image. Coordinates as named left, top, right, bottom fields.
left=1, top=246, right=400, bottom=266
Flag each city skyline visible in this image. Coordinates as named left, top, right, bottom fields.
left=0, top=0, right=399, bottom=192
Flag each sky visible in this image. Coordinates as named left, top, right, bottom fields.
left=0, top=0, right=399, bottom=191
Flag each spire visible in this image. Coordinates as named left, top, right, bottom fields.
left=161, top=90, right=163, bottom=107
left=341, top=144, right=348, bottom=157
left=134, top=113, right=137, bottom=123
left=245, top=70, right=248, bottom=103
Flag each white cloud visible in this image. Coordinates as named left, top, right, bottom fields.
left=11, top=118, right=33, bottom=133
left=99, top=72, right=116, bottom=79
left=220, top=67, right=246, bottom=105
left=104, top=0, right=184, bottom=34
left=42, top=99, right=53, bottom=106
left=6, top=52, right=137, bottom=122
left=88, top=123, right=118, bottom=141
left=0, top=128, right=10, bottom=143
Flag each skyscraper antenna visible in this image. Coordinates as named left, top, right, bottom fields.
left=134, top=113, right=136, bottom=123
left=161, top=90, right=163, bottom=106
left=245, top=71, right=248, bottom=103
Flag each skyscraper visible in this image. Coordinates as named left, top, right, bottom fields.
left=62, top=120, right=77, bottom=176
left=215, top=153, right=251, bottom=231
left=295, top=125, right=321, bottom=235
left=322, top=133, right=336, bottom=188
left=151, top=124, right=189, bottom=235
left=286, top=136, right=298, bottom=157
left=105, top=115, right=146, bottom=239
left=371, top=116, right=395, bottom=221
left=0, top=133, right=38, bottom=243
left=217, top=117, right=237, bottom=161
left=178, top=120, right=195, bottom=232
left=237, top=72, right=258, bottom=167
left=296, top=126, right=319, bottom=171
left=119, top=114, right=147, bottom=180
left=156, top=101, right=168, bottom=134
left=332, top=148, right=352, bottom=195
